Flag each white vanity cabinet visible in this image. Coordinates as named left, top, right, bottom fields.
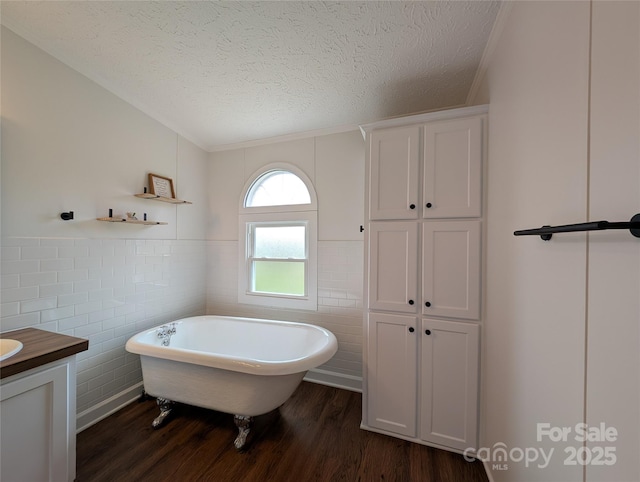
left=361, top=105, right=486, bottom=454
left=1, top=359, right=76, bottom=482
left=0, top=328, right=88, bottom=482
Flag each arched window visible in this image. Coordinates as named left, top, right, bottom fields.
left=238, top=165, right=317, bottom=311
left=245, top=170, right=311, bottom=207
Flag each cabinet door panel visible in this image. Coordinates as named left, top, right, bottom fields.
left=1, top=363, right=71, bottom=482
left=369, top=222, right=418, bottom=313
left=367, top=312, right=418, bottom=436
left=421, top=319, right=479, bottom=451
left=370, top=126, right=420, bottom=220
left=422, top=220, right=481, bottom=320
left=423, top=117, right=482, bottom=218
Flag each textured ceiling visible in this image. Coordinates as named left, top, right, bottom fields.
left=1, top=1, right=500, bottom=150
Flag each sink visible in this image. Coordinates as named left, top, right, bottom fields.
left=0, top=339, right=24, bottom=361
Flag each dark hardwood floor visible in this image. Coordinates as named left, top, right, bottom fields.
left=77, top=382, right=488, bottom=482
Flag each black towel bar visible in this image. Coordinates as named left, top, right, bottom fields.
left=514, top=213, right=640, bottom=240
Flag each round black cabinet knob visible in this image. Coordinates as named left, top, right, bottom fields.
left=409, top=204, right=416, bottom=210
left=425, top=301, right=431, bottom=307
left=409, top=327, right=415, bottom=333
left=426, top=202, right=432, bottom=208
left=425, top=329, right=431, bottom=335
left=408, top=299, right=414, bottom=305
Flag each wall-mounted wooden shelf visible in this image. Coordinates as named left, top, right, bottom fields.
left=135, top=193, right=192, bottom=204
left=94, top=185, right=191, bottom=226
left=97, top=217, right=168, bottom=225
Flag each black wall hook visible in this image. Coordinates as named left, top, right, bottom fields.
left=60, top=211, right=74, bottom=221
left=514, top=213, right=640, bottom=240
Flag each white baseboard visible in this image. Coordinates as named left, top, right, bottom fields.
left=304, top=368, right=362, bottom=392
left=76, top=382, right=144, bottom=433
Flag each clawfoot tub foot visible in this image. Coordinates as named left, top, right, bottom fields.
left=233, top=415, right=253, bottom=450
left=152, top=398, right=175, bottom=428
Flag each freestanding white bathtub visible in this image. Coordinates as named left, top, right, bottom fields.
left=125, top=315, right=338, bottom=448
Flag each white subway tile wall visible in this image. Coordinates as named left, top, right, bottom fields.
left=1, top=237, right=363, bottom=416
left=0, top=238, right=207, bottom=413
left=207, top=240, right=364, bottom=379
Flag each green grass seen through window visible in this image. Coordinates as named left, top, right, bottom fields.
left=252, top=260, right=305, bottom=296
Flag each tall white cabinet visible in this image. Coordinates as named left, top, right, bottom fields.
left=361, top=105, right=487, bottom=455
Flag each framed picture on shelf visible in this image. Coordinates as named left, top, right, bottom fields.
left=148, top=173, right=176, bottom=199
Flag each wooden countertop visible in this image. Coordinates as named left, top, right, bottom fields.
left=0, top=328, right=89, bottom=379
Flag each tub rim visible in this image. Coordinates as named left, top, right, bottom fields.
left=125, top=315, right=338, bottom=376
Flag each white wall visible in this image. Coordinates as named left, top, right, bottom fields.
left=1, top=26, right=208, bottom=426
left=1, top=26, right=208, bottom=240
left=207, top=132, right=364, bottom=241
left=206, top=131, right=365, bottom=387
left=586, top=2, right=639, bottom=480
left=475, top=1, right=639, bottom=480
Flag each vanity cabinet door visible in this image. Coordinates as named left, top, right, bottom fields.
left=1, top=360, right=75, bottom=482
left=369, top=126, right=420, bottom=220
left=366, top=312, right=418, bottom=437
left=368, top=222, right=418, bottom=313
left=423, top=117, right=482, bottom=218
left=422, top=220, right=481, bottom=320
left=420, top=318, right=479, bottom=451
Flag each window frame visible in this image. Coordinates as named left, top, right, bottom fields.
left=238, top=164, right=318, bottom=311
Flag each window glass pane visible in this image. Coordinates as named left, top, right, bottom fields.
left=254, top=225, right=305, bottom=259
left=252, top=260, right=305, bottom=296
left=246, top=170, right=311, bottom=207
